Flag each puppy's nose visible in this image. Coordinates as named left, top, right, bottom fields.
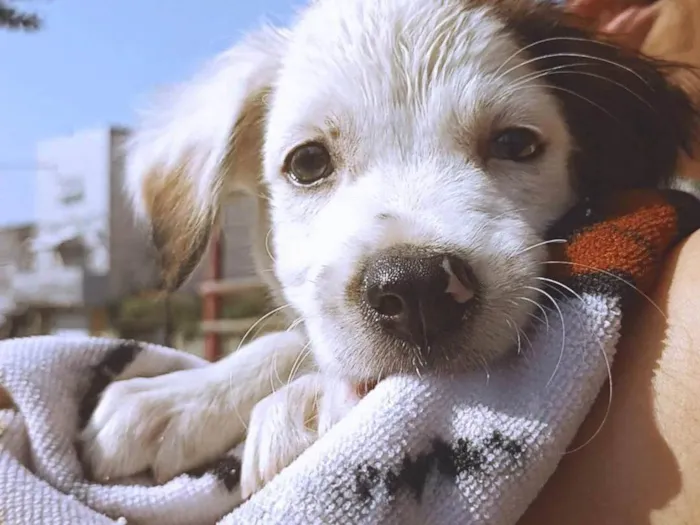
left=362, top=251, right=476, bottom=346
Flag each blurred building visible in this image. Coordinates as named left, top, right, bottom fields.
left=0, top=126, right=261, bottom=340
left=0, top=223, right=35, bottom=330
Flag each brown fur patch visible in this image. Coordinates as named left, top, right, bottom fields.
left=142, top=158, right=217, bottom=291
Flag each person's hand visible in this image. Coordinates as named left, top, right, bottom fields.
left=568, top=0, right=660, bottom=50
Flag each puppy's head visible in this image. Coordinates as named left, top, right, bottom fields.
left=128, top=0, right=698, bottom=381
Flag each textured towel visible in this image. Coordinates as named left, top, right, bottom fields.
left=1, top=188, right=699, bottom=525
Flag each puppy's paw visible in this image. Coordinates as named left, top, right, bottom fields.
left=80, top=367, right=251, bottom=484
left=240, top=374, right=360, bottom=499
left=80, top=331, right=312, bottom=485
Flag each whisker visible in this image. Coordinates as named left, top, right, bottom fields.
left=505, top=316, right=523, bottom=355
left=522, top=308, right=548, bottom=330
left=514, top=238, right=567, bottom=256
left=418, top=299, right=429, bottom=356
left=230, top=396, right=250, bottom=431
left=493, top=36, right=639, bottom=80
left=228, top=370, right=251, bottom=431
left=542, top=260, right=667, bottom=322
left=414, top=363, right=424, bottom=379
left=539, top=276, right=615, bottom=454
left=235, top=303, right=291, bottom=354
left=518, top=325, right=534, bottom=354
left=496, top=49, right=651, bottom=88
left=566, top=355, right=613, bottom=455
left=287, top=341, right=313, bottom=385
left=510, top=69, right=656, bottom=113
left=537, top=275, right=578, bottom=299
left=507, top=61, right=593, bottom=85
left=507, top=83, right=621, bottom=124
left=525, top=285, right=567, bottom=387
left=478, top=353, right=492, bottom=384
left=519, top=295, right=550, bottom=333
left=504, top=310, right=536, bottom=355
left=287, top=317, right=305, bottom=332
left=264, top=228, right=276, bottom=263
left=270, top=337, right=284, bottom=396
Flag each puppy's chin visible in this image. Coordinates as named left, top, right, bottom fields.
left=303, top=313, right=521, bottom=382
left=341, top=321, right=477, bottom=379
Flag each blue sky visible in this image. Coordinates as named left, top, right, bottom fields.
left=0, top=0, right=298, bottom=226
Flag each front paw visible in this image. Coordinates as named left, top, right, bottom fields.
left=80, top=368, right=250, bottom=484
left=240, top=375, right=359, bottom=499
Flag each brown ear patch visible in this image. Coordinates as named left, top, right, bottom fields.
left=142, top=159, right=218, bottom=291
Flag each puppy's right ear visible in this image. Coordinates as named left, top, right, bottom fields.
left=126, top=27, right=288, bottom=290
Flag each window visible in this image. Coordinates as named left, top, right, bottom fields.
left=57, top=175, right=84, bottom=206
left=55, top=238, right=85, bottom=267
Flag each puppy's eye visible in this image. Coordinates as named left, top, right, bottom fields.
left=284, top=142, right=334, bottom=185
left=489, top=127, right=544, bottom=161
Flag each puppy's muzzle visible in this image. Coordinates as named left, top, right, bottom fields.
left=361, top=247, right=477, bottom=347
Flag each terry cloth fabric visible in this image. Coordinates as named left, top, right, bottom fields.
left=1, top=188, right=699, bottom=525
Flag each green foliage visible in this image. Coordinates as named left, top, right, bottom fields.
left=1, top=1, right=42, bottom=31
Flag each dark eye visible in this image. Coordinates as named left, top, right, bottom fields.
left=284, top=142, right=334, bottom=185
left=489, top=127, right=544, bottom=161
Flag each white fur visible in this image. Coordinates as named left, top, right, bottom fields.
left=81, top=331, right=312, bottom=484
left=82, top=0, right=578, bottom=497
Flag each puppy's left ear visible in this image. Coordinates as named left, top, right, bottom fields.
left=505, top=4, right=700, bottom=195
left=126, top=27, right=288, bottom=290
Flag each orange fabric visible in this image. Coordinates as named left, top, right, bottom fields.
left=548, top=190, right=699, bottom=301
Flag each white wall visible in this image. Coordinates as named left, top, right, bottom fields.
left=34, top=128, right=111, bottom=275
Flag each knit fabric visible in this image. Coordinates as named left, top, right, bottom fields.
left=1, top=189, right=699, bottom=525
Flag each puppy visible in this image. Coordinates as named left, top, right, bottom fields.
left=80, top=0, right=699, bottom=499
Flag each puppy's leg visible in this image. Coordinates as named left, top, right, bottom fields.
left=240, top=373, right=360, bottom=498
left=80, top=330, right=313, bottom=483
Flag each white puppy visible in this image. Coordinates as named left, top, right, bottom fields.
left=81, top=0, right=699, bottom=499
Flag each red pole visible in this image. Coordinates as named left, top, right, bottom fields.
left=203, top=229, right=223, bottom=361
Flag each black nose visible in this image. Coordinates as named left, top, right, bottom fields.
left=361, top=250, right=476, bottom=346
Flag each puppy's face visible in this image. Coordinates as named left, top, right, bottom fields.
left=266, top=0, right=574, bottom=379
left=128, top=0, right=697, bottom=382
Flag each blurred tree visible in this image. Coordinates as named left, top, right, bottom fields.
left=0, top=0, right=41, bottom=31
